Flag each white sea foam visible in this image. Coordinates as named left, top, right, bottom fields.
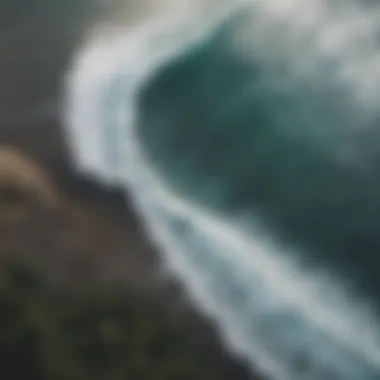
left=63, top=1, right=380, bottom=378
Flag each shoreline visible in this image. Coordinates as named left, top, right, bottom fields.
left=0, top=2, right=260, bottom=378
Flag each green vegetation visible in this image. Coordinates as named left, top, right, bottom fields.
left=0, top=262, right=249, bottom=380
left=0, top=168, right=252, bottom=380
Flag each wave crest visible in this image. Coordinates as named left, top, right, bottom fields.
left=64, top=1, right=380, bottom=379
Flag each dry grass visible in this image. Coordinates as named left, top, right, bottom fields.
left=0, top=145, right=60, bottom=208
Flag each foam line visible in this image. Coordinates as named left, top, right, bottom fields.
left=64, top=1, right=380, bottom=378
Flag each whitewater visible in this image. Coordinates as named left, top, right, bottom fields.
left=63, top=1, right=380, bottom=379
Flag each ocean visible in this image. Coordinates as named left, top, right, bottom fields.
left=64, top=1, right=380, bottom=379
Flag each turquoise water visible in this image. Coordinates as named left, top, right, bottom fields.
left=65, top=1, right=380, bottom=379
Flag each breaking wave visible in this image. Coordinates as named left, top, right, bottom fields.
left=64, top=1, right=380, bottom=379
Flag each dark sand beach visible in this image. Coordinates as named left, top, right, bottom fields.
left=0, top=2, right=258, bottom=379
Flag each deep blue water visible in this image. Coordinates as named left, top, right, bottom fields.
left=64, top=1, right=380, bottom=379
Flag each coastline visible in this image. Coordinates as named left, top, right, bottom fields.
left=0, top=2, right=259, bottom=379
